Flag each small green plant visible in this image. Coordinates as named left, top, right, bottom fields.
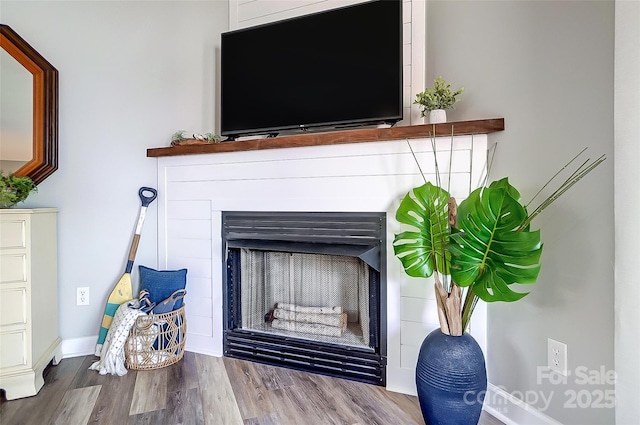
left=0, top=173, right=37, bottom=208
left=414, top=76, right=464, bottom=117
left=203, top=133, right=222, bottom=143
left=171, top=130, right=187, bottom=143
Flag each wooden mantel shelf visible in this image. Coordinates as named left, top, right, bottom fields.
left=147, top=118, right=504, bottom=158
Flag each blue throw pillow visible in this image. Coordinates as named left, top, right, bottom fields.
left=139, top=265, right=187, bottom=310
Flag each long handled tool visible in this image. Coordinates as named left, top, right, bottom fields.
left=95, top=187, right=157, bottom=356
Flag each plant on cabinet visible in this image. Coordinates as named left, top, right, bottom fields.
left=0, top=173, right=37, bottom=208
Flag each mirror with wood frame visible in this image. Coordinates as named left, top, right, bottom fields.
left=0, top=24, right=58, bottom=185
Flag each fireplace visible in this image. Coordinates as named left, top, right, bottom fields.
left=222, top=211, right=387, bottom=386
left=154, top=125, right=494, bottom=394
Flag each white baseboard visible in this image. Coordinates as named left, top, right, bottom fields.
left=185, top=334, right=222, bottom=357
left=61, top=336, right=98, bottom=358
left=484, top=383, right=563, bottom=425
left=61, top=334, right=222, bottom=359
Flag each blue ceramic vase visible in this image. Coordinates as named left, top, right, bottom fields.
left=415, top=329, right=487, bottom=425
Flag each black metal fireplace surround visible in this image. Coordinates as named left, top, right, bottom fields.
left=222, top=211, right=387, bottom=386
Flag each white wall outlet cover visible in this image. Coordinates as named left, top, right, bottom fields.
left=548, top=338, right=568, bottom=376
left=77, top=287, right=90, bottom=306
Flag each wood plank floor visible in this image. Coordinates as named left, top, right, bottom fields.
left=0, top=352, right=504, bottom=425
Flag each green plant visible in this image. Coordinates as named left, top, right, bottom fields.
left=0, top=173, right=37, bottom=208
left=171, top=130, right=187, bottom=143
left=414, top=76, right=464, bottom=116
left=203, top=133, right=222, bottom=143
left=393, top=145, right=605, bottom=335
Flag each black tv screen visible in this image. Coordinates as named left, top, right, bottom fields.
left=221, top=0, right=403, bottom=139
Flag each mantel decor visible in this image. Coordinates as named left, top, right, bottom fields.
left=147, top=119, right=504, bottom=158
left=414, top=76, right=464, bottom=124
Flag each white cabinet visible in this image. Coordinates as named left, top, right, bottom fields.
left=0, top=208, right=61, bottom=400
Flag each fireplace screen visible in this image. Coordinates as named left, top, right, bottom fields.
left=240, top=249, right=371, bottom=349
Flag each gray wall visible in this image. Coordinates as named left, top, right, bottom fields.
left=1, top=0, right=228, bottom=343
left=426, top=1, right=615, bottom=424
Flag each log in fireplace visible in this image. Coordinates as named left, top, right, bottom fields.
left=222, top=211, right=387, bottom=385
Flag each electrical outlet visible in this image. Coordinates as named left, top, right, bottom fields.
left=77, top=287, right=90, bottom=306
left=548, top=338, right=568, bottom=376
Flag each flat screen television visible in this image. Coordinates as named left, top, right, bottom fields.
left=220, top=0, right=403, bottom=139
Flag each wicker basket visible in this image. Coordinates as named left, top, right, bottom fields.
left=125, top=304, right=186, bottom=370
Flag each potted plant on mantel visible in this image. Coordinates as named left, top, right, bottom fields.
left=0, top=173, right=37, bottom=209
left=393, top=146, right=605, bottom=425
left=414, top=76, right=464, bottom=124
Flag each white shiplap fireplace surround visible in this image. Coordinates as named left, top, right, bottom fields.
left=150, top=119, right=503, bottom=395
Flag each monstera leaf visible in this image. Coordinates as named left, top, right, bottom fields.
left=392, top=148, right=604, bottom=334
left=393, top=182, right=451, bottom=277
left=449, top=178, right=543, bottom=302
